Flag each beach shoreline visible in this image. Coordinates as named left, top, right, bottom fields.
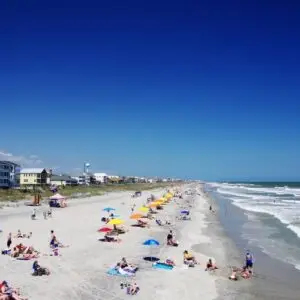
left=0, top=183, right=250, bottom=300
left=206, top=183, right=300, bottom=300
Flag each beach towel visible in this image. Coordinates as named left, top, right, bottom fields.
left=107, top=267, right=135, bottom=277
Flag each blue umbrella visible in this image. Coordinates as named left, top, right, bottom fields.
left=143, top=239, right=160, bottom=246
left=103, top=207, right=115, bottom=212
left=143, top=239, right=160, bottom=262
left=181, top=210, right=189, bottom=214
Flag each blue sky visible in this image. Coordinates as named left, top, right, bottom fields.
left=1, top=0, right=300, bottom=181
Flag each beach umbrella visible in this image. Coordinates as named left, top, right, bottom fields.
left=181, top=210, right=189, bottom=214
left=143, top=239, right=160, bottom=246
left=108, top=219, right=124, bottom=225
left=130, top=213, right=144, bottom=220
left=139, top=206, right=149, bottom=213
left=98, top=227, right=112, bottom=233
left=143, top=239, right=160, bottom=262
left=103, top=207, right=115, bottom=212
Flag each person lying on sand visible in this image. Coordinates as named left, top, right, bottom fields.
left=15, top=230, right=32, bottom=239
left=241, top=266, right=251, bottom=279
left=183, top=250, right=198, bottom=265
left=127, top=282, right=140, bottom=295
left=11, top=245, right=39, bottom=259
left=137, top=219, right=149, bottom=228
left=114, top=264, right=136, bottom=276
left=165, top=259, right=175, bottom=266
left=101, top=234, right=121, bottom=243
left=229, top=270, right=238, bottom=281
left=205, top=259, right=218, bottom=271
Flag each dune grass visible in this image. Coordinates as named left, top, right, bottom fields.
left=0, top=182, right=176, bottom=202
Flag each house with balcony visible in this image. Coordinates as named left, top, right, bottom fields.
left=20, top=168, right=48, bottom=187
left=0, top=161, right=21, bottom=188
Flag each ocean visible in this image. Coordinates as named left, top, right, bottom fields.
left=205, top=182, right=300, bottom=299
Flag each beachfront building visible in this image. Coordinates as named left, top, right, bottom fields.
left=0, top=161, right=21, bottom=188
left=107, top=175, right=120, bottom=184
left=20, top=168, right=48, bottom=187
left=50, top=174, right=78, bottom=186
left=94, top=173, right=108, bottom=184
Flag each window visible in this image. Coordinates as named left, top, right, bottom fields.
left=24, top=179, right=28, bottom=183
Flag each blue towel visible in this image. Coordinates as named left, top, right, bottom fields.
left=152, top=262, right=174, bottom=270
left=107, top=268, right=130, bottom=276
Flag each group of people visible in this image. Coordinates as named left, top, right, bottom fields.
left=114, top=257, right=138, bottom=276
left=229, top=252, right=254, bottom=281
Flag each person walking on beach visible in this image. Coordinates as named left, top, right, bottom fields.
left=7, top=232, right=12, bottom=249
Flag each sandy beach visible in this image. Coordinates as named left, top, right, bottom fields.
left=0, top=184, right=246, bottom=300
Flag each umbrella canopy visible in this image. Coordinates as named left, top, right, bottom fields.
left=139, top=206, right=149, bottom=212
left=108, top=219, right=124, bottom=225
left=181, top=210, right=189, bottom=214
left=130, top=213, right=144, bottom=220
left=98, top=227, right=112, bottom=233
left=103, top=207, right=115, bottom=212
left=50, top=193, right=65, bottom=200
left=148, top=202, right=159, bottom=208
left=143, top=239, right=160, bottom=246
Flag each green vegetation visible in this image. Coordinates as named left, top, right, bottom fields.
left=0, top=182, right=176, bottom=202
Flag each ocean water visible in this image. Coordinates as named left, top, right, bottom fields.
left=206, top=182, right=300, bottom=272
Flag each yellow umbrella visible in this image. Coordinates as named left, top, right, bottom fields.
left=108, top=219, right=124, bottom=225
left=139, top=206, right=149, bottom=212
left=130, top=213, right=144, bottom=220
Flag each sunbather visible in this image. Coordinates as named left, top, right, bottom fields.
left=205, top=259, right=218, bottom=271
left=137, top=219, right=148, bottom=227
left=100, top=234, right=121, bottom=243
left=118, top=258, right=137, bottom=271
left=127, top=282, right=140, bottom=295
left=229, top=270, right=238, bottom=281
left=241, top=266, right=251, bottom=279
left=15, top=231, right=32, bottom=239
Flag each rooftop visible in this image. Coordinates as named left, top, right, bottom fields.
left=20, top=168, right=46, bottom=174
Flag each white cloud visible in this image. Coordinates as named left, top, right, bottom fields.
left=0, top=150, right=43, bottom=166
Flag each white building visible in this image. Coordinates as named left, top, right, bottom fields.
left=0, top=161, right=21, bottom=188
left=94, top=173, right=107, bottom=184
left=50, top=175, right=78, bottom=186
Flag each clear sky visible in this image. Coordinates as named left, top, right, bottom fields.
left=1, top=0, right=300, bottom=181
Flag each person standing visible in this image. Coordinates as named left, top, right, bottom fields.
left=245, top=251, right=254, bottom=272
left=7, top=232, right=12, bottom=249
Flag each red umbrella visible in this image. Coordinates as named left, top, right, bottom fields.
left=98, top=227, right=112, bottom=233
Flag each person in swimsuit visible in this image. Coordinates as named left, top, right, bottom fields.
left=205, top=258, right=218, bottom=271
